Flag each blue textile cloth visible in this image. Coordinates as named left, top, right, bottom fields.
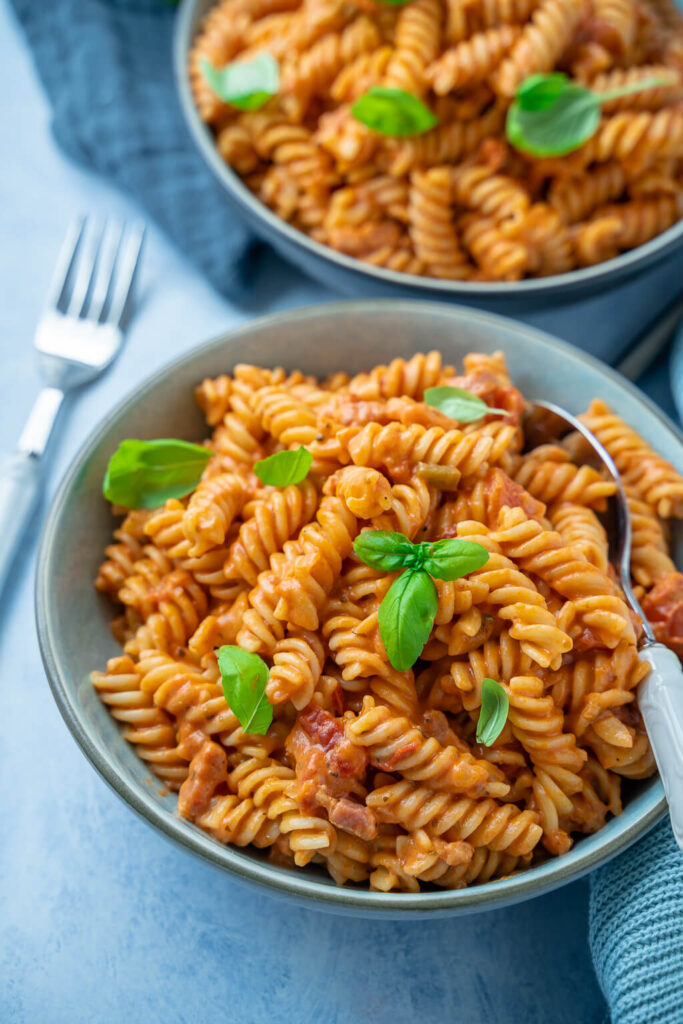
left=8, top=0, right=258, bottom=298
left=590, top=820, right=683, bottom=1024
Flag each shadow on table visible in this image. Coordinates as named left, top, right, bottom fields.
left=3, top=770, right=607, bottom=1024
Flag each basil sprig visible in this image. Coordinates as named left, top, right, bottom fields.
left=354, top=531, right=489, bottom=670
left=424, top=386, right=507, bottom=423
left=254, top=446, right=312, bottom=486
left=351, top=87, right=438, bottom=137
left=217, top=646, right=273, bottom=734
left=476, top=678, right=510, bottom=746
left=201, top=54, right=279, bottom=111
left=506, top=72, right=669, bottom=157
left=102, top=439, right=212, bottom=508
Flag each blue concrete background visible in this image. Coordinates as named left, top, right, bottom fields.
left=2, top=2, right=680, bottom=1019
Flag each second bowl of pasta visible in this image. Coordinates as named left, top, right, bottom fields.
left=175, top=0, right=683, bottom=311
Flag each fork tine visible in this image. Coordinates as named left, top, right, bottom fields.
left=105, top=222, right=146, bottom=327
left=64, top=219, right=106, bottom=318
left=45, top=217, right=85, bottom=310
left=85, top=220, right=123, bottom=322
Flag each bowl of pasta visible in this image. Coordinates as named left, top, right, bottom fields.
left=36, top=301, right=683, bottom=915
left=174, top=0, right=683, bottom=311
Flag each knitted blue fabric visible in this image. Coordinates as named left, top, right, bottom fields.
left=8, top=0, right=259, bottom=298
left=590, top=819, right=683, bottom=1023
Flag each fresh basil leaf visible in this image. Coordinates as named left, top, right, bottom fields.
left=507, top=82, right=599, bottom=156
left=516, top=72, right=570, bottom=111
left=353, top=530, right=417, bottom=572
left=421, top=539, right=490, bottom=581
left=254, top=446, right=313, bottom=486
left=509, top=72, right=674, bottom=157
left=476, top=678, right=509, bottom=746
left=378, top=569, right=438, bottom=671
left=201, top=54, right=279, bottom=111
left=217, top=646, right=273, bottom=735
left=351, top=87, right=438, bottom=137
left=373, top=0, right=414, bottom=5
left=102, top=438, right=212, bottom=508
left=424, top=385, right=507, bottom=423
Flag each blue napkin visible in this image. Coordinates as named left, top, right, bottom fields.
left=8, top=0, right=259, bottom=298
left=590, top=819, right=683, bottom=1023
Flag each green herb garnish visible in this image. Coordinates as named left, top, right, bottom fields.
left=354, top=531, right=489, bottom=670
left=378, top=569, right=438, bottom=672
left=217, top=646, right=273, bottom=735
left=351, top=87, right=438, bottom=137
left=424, top=386, right=507, bottom=423
left=476, top=678, right=509, bottom=746
left=254, top=446, right=313, bottom=486
left=201, top=54, right=279, bottom=111
left=102, top=439, right=212, bottom=508
left=506, top=72, right=669, bottom=157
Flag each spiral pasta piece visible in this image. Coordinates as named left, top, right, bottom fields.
left=548, top=502, right=609, bottom=573
left=408, top=167, right=470, bottom=279
left=454, top=520, right=573, bottom=668
left=324, top=465, right=393, bottom=518
left=491, top=505, right=636, bottom=647
left=580, top=398, right=683, bottom=516
left=548, top=163, right=627, bottom=224
left=182, top=472, right=250, bottom=557
left=427, top=25, right=520, bottom=92
left=346, top=696, right=504, bottom=796
left=339, top=420, right=494, bottom=481
left=367, top=781, right=543, bottom=855
left=626, top=487, right=676, bottom=586
left=347, top=350, right=446, bottom=400
left=383, top=0, right=443, bottom=96
left=223, top=480, right=319, bottom=585
left=91, top=656, right=188, bottom=788
left=493, top=0, right=585, bottom=97
left=513, top=444, right=616, bottom=508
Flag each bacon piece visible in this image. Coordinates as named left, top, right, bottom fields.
left=642, top=572, right=683, bottom=657
left=177, top=739, right=227, bottom=820
left=324, top=793, right=376, bottom=841
left=317, top=394, right=389, bottom=428
left=286, top=706, right=376, bottom=839
left=485, top=467, right=546, bottom=524
left=446, top=374, right=525, bottom=426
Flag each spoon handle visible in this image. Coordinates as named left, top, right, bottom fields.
left=639, top=643, right=683, bottom=850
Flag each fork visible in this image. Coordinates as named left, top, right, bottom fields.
left=526, top=400, right=683, bottom=849
left=0, top=217, right=145, bottom=596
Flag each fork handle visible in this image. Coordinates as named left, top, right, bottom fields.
left=0, top=451, right=43, bottom=594
left=639, top=643, right=683, bottom=850
left=0, top=387, right=65, bottom=596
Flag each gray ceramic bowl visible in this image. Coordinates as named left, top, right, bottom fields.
left=36, top=301, right=679, bottom=917
left=174, top=0, right=683, bottom=316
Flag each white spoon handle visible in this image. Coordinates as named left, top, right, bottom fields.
left=639, top=643, right=683, bottom=850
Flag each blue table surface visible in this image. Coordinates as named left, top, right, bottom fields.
left=2, top=5, right=681, bottom=1023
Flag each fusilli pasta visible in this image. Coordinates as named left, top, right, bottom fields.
left=92, top=350, right=681, bottom=891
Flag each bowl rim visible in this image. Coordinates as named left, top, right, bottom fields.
left=36, top=299, right=672, bottom=914
left=173, top=0, right=683, bottom=300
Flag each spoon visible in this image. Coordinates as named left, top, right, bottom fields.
left=525, top=399, right=683, bottom=850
